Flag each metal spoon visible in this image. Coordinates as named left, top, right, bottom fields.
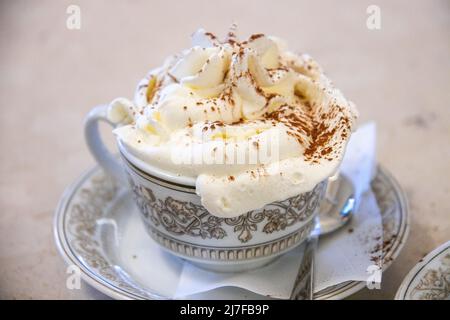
left=290, top=174, right=356, bottom=299
left=318, top=174, right=355, bottom=236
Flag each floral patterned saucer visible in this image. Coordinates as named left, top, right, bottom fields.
left=54, top=165, right=409, bottom=300
left=395, top=241, right=450, bottom=300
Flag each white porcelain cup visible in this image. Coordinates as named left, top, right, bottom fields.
left=85, top=104, right=327, bottom=272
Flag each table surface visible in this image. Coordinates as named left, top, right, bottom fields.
left=0, top=0, right=449, bottom=300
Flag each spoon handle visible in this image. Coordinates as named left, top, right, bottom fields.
left=290, top=225, right=318, bottom=300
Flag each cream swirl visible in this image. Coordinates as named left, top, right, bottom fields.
left=108, top=28, right=358, bottom=217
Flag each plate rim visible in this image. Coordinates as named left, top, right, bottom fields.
left=54, top=164, right=410, bottom=300
left=54, top=166, right=152, bottom=300
left=394, top=240, right=450, bottom=300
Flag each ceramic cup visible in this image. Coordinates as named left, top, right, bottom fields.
left=85, top=104, right=327, bottom=272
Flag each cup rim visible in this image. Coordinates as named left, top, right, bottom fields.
left=118, top=140, right=197, bottom=187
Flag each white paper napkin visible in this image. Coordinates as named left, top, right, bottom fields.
left=314, top=122, right=382, bottom=292
left=173, top=122, right=382, bottom=298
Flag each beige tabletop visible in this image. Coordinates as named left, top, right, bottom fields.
left=0, top=0, right=449, bottom=300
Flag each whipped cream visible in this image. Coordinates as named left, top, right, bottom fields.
left=108, top=28, right=358, bottom=218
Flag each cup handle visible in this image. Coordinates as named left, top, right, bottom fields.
left=84, top=104, right=126, bottom=183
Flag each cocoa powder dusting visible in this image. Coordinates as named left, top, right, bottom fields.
left=264, top=101, right=351, bottom=162
left=249, top=33, right=265, bottom=41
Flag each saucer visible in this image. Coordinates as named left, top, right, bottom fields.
left=395, top=240, right=450, bottom=300
left=54, top=164, right=409, bottom=300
